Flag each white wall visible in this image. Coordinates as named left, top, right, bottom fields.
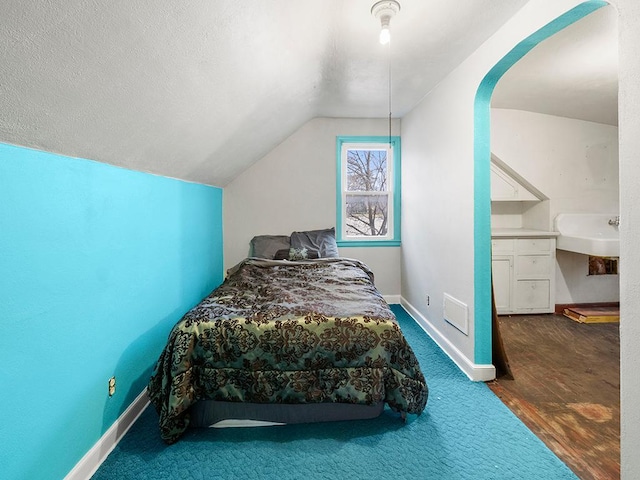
left=555, top=249, right=619, bottom=303
left=224, top=117, right=402, bottom=297
left=401, top=70, right=477, bottom=366
left=615, top=0, right=640, bottom=478
left=401, top=1, right=587, bottom=378
left=491, top=109, right=619, bottom=221
left=491, top=108, right=619, bottom=304
left=401, top=0, right=640, bottom=477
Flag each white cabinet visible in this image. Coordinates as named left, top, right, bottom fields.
left=491, top=236, right=556, bottom=314
left=492, top=255, right=513, bottom=312
left=490, top=162, right=539, bottom=201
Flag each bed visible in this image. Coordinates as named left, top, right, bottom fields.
left=148, top=228, right=428, bottom=444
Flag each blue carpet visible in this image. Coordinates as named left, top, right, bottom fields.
left=92, top=306, right=577, bottom=479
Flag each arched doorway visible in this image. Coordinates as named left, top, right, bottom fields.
left=473, top=0, right=610, bottom=366
left=474, top=1, right=619, bottom=476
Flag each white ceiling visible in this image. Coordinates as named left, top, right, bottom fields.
left=0, top=0, right=529, bottom=186
left=492, top=5, right=618, bottom=126
left=1, top=1, right=617, bottom=187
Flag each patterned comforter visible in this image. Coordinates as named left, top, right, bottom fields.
left=148, top=258, right=428, bottom=444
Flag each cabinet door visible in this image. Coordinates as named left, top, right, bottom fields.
left=492, top=255, right=513, bottom=314
left=514, top=279, right=551, bottom=311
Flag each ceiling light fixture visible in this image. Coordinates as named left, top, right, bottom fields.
left=371, top=0, right=401, bottom=145
left=371, top=0, right=401, bottom=45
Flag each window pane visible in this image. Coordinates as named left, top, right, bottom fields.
left=346, top=149, right=387, bottom=192
left=345, top=194, right=389, bottom=236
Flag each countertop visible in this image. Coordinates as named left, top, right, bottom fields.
left=491, top=228, right=560, bottom=238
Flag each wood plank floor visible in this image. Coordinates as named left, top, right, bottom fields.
left=487, top=313, right=620, bottom=480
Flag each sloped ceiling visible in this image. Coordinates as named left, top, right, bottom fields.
left=1, top=0, right=529, bottom=186
left=493, top=5, right=618, bottom=126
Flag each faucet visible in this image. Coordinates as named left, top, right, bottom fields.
left=608, top=215, right=620, bottom=227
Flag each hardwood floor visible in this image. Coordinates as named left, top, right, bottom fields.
left=488, top=313, right=620, bottom=480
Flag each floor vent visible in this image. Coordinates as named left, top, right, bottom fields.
left=443, top=293, right=469, bottom=335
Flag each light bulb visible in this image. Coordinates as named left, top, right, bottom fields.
left=379, top=26, right=390, bottom=45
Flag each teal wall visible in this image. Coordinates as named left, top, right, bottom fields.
left=0, top=143, right=224, bottom=479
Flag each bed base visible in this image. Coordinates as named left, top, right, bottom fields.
left=189, top=400, right=385, bottom=428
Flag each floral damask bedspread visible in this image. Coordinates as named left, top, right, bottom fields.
left=148, top=258, right=428, bottom=444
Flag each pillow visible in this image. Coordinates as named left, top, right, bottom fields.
left=302, top=248, right=320, bottom=260
left=250, top=235, right=291, bottom=259
left=273, top=248, right=290, bottom=260
left=288, top=247, right=309, bottom=261
left=290, top=227, right=339, bottom=258
left=274, top=248, right=320, bottom=260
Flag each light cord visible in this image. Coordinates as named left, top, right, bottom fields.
left=388, top=36, right=392, bottom=146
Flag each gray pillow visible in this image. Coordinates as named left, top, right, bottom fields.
left=250, top=235, right=291, bottom=259
left=290, top=227, right=339, bottom=258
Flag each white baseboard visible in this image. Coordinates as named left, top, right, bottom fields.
left=65, top=388, right=150, bottom=480
left=401, top=297, right=496, bottom=382
left=384, top=294, right=402, bottom=304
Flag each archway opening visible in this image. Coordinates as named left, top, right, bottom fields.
left=473, top=0, right=610, bottom=366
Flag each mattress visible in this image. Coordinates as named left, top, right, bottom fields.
left=148, top=257, right=428, bottom=444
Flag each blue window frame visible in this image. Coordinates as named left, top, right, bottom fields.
left=336, top=136, right=401, bottom=247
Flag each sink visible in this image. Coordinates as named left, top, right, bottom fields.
left=555, top=213, right=619, bottom=257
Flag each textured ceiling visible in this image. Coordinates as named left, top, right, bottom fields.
left=493, top=5, right=618, bottom=126
left=0, top=0, right=531, bottom=186
left=0, top=2, right=620, bottom=187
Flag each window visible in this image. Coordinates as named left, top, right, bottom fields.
left=336, top=136, right=401, bottom=246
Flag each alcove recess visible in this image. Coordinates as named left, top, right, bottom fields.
left=490, top=153, right=549, bottom=231
left=491, top=154, right=556, bottom=315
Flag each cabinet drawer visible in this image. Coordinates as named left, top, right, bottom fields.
left=516, top=254, right=553, bottom=276
left=516, top=238, right=551, bottom=252
left=492, top=238, right=515, bottom=253
left=514, top=280, right=550, bottom=310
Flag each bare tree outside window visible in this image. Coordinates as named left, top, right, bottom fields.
left=345, top=149, right=389, bottom=237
